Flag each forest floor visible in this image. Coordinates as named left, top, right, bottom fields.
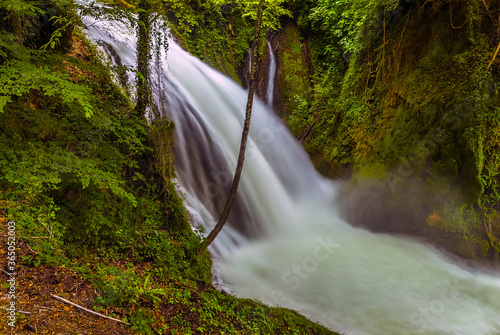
left=0, top=207, right=132, bottom=334
left=0, top=205, right=338, bottom=335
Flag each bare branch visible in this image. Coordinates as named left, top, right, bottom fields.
left=50, top=294, right=130, bottom=325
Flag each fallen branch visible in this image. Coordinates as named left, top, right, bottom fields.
left=298, top=119, right=317, bottom=143
left=1, top=269, right=15, bottom=276
left=49, top=294, right=130, bottom=325
left=1, top=306, right=30, bottom=314
left=25, top=242, right=38, bottom=254
left=35, top=304, right=57, bottom=311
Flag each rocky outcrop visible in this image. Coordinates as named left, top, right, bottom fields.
left=240, top=22, right=313, bottom=122
left=307, top=1, right=500, bottom=263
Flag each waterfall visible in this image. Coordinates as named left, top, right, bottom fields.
left=266, top=40, right=276, bottom=106
left=248, top=48, right=252, bottom=80
left=83, top=11, right=500, bottom=335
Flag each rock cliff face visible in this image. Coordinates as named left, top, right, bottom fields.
left=240, top=22, right=312, bottom=122
left=240, top=32, right=277, bottom=106
left=303, top=1, right=500, bottom=262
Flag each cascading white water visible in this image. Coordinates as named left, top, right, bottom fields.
left=83, top=10, right=500, bottom=335
left=266, top=40, right=276, bottom=106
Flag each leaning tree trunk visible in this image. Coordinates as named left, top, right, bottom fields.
left=199, top=0, right=266, bottom=253
left=134, top=0, right=151, bottom=118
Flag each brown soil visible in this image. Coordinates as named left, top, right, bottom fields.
left=0, top=203, right=132, bottom=335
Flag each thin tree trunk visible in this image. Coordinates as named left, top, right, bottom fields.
left=199, top=0, right=266, bottom=253
left=134, top=0, right=151, bottom=118
left=10, top=11, right=23, bottom=45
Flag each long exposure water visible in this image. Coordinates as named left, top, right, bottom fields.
left=83, top=11, right=500, bottom=335
left=266, top=40, right=276, bottom=106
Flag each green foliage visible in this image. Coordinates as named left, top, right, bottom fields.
left=309, top=0, right=399, bottom=56
left=41, top=15, right=75, bottom=50
left=238, top=0, right=292, bottom=31
left=93, top=266, right=169, bottom=307
left=0, top=0, right=46, bottom=16
left=94, top=266, right=143, bottom=306
left=288, top=95, right=312, bottom=136
left=164, top=0, right=291, bottom=80
left=130, top=310, right=155, bottom=335
left=0, top=59, right=94, bottom=117
left=0, top=0, right=95, bottom=117
left=0, top=93, right=154, bottom=245
left=136, top=229, right=212, bottom=282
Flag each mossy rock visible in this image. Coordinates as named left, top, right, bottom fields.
left=446, top=235, right=475, bottom=259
